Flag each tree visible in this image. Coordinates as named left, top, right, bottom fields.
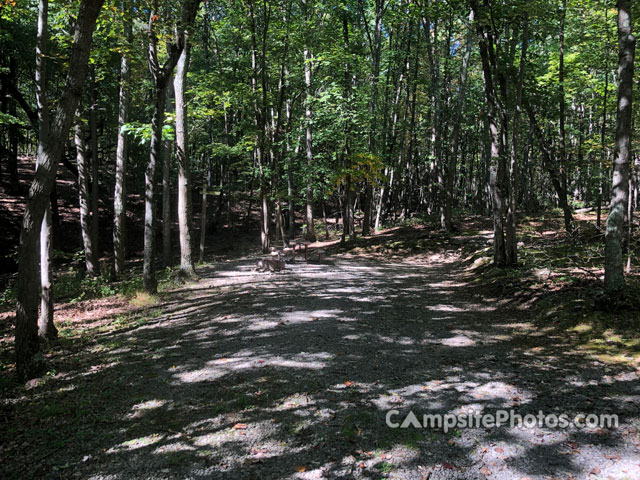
left=15, top=0, right=105, bottom=380
left=175, top=33, right=197, bottom=279
left=75, top=115, right=96, bottom=275
left=35, top=0, right=55, bottom=340
left=604, top=0, right=635, bottom=293
left=303, top=45, right=317, bottom=242
left=143, top=0, right=200, bottom=293
left=112, top=0, right=132, bottom=280
left=471, top=0, right=507, bottom=267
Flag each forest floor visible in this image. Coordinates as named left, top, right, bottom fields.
left=1, top=218, right=640, bottom=479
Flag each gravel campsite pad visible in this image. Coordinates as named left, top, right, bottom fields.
left=2, top=250, right=640, bottom=479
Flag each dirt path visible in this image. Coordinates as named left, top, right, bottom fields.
left=2, top=252, right=640, bottom=479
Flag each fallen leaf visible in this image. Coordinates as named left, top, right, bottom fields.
left=232, top=423, right=247, bottom=430
left=495, top=447, right=503, bottom=453
left=604, top=454, right=621, bottom=461
left=590, top=467, right=601, bottom=475
left=480, top=466, right=492, bottom=476
left=442, top=462, right=455, bottom=470
left=345, top=381, right=354, bottom=387
left=359, top=462, right=365, bottom=469
left=295, top=465, right=307, bottom=472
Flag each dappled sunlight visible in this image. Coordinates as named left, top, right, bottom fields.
left=4, top=252, right=640, bottom=480
left=440, top=334, right=476, bottom=347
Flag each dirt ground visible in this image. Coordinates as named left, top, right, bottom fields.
left=1, top=228, right=639, bottom=480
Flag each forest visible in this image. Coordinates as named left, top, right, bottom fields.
left=1, top=0, right=640, bottom=478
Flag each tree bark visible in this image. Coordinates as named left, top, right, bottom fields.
left=16, top=0, right=104, bottom=380
left=605, top=0, right=635, bottom=293
left=162, top=80, right=174, bottom=268
left=505, top=15, right=529, bottom=266
left=174, top=38, right=197, bottom=279
left=471, top=0, right=506, bottom=267
left=112, top=0, right=132, bottom=279
left=35, top=0, right=56, bottom=342
left=39, top=204, right=56, bottom=340
left=75, top=117, right=96, bottom=275
left=303, top=47, right=316, bottom=242
left=89, top=68, right=100, bottom=270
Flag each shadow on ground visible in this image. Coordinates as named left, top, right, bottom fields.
left=1, top=249, right=639, bottom=479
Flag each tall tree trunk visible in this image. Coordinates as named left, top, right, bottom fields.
left=361, top=0, right=384, bottom=237
left=303, top=47, right=316, bottom=242
left=112, top=0, right=132, bottom=279
left=75, top=118, right=96, bottom=275
left=558, top=0, right=568, bottom=216
left=162, top=80, right=174, bottom=268
left=89, top=68, right=100, bottom=270
left=505, top=15, right=529, bottom=266
left=35, top=0, right=55, bottom=342
left=443, top=10, right=474, bottom=232
left=174, top=38, right=197, bottom=279
left=598, top=19, right=610, bottom=229
left=471, top=0, right=506, bottom=267
left=605, top=0, right=635, bottom=293
left=16, top=0, right=104, bottom=380
left=144, top=80, right=167, bottom=293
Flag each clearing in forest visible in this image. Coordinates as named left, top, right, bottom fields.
left=1, top=227, right=639, bottom=480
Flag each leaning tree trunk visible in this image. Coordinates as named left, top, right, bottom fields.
left=35, top=0, right=55, bottom=341
left=16, top=0, right=104, bottom=380
left=112, top=0, right=132, bottom=279
left=174, top=38, right=197, bottom=279
left=605, top=0, right=635, bottom=293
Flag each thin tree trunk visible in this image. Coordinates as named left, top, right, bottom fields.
left=505, top=15, right=529, bottom=266
left=605, top=0, right=635, bottom=293
left=89, top=68, right=100, bottom=270
left=162, top=80, right=174, bottom=268
left=471, top=0, right=506, bottom=267
left=443, top=10, right=474, bottom=232
left=175, top=37, right=196, bottom=279
left=304, top=47, right=316, bottom=241
left=75, top=118, right=96, bottom=275
left=35, top=0, right=55, bottom=341
left=112, top=0, right=131, bottom=279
